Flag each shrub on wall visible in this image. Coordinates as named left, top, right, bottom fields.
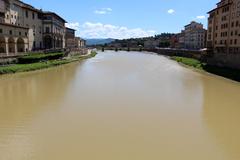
left=18, top=52, right=64, bottom=64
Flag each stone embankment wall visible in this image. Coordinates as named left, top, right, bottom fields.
left=146, top=48, right=240, bottom=70
left=68, top=48, right=88, bottom=56
left=206, top=53, right=240, bottom=70
left=0, top=57, right=18, bottom=65
left=101, top=47, right=240, bottom=70
left=144, top=48, right=204, bottom=60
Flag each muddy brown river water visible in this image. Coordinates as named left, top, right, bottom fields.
left=0, top=51, right=240, bottom=160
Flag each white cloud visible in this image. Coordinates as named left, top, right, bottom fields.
left=69, top=22, right=156, bottom=39
left=196, top=15, right=206, bottom=19
left=66, top=22, right=80, bottom=30
left=167, top=9, right=175, bottom=14
left=94, top=8, right=112, bottom=15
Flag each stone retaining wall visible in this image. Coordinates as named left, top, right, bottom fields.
left=144, top=48, right=204, bottom=60
left=206, top=53, right=240, bottom=70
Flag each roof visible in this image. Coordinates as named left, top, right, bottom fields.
left=43, top=11, right=67, bottom=23
left=184, top=21, right=202, bottom=27
left=66, top=27, right=76, bottom=31
left=4, top=0, right=67, bottom=23
left=15, top=0, right=42, bottom=13
left=207, top=2, right=232, bottom=14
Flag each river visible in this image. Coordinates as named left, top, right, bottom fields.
left=0, top=51, right=240, bottom=160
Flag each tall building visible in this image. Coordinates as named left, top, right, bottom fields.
left=0, top=0, right=67, bottom=55
left=207, top=0, right=240, bottom=54
left=65, top=27, right=86, bottom=49
left=42, top=12, right=66, bottom=49
left=183, top=21, right=207, bottom=50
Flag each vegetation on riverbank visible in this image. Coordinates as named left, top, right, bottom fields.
left=171, top=56, right=240, bottom=82
left=0, top=51, right=97, bottom=75
left=18, top=52, right=65, bottom=64
left=171, top=56, right=205, bottom=70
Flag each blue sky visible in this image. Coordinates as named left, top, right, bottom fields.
left=24, top=0, right=218, bottom=39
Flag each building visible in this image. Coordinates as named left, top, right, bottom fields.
left=0, top=0, right=67, bottom=56
left=0, top=0, right=43, bottom=54
left=207, top=0, right=240, bottom=54
left=144, top=38, right=160, bottom=49
left=182, top=21, right=207, bottom=50
left=169, top=33, right=186, bottom=48
left=42, top=12, right=66, bottom=49
left=65, top=27, right=86, bottom=49
left=78, top=38, right=86, bottom=48
left=178, top=32, right=185, bottom=48
left=65, top=27, right=76, bottom=49
left=206, top=0, right=240, bottom=69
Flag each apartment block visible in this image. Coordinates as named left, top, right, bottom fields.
left=182, top=21, right=207, bottom=50
left=207, top=0, right=240, bottom=54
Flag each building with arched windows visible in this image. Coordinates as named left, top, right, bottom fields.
left=0, top=0, right=84, bottom=56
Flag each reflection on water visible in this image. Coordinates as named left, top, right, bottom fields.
left=202, top=76, right=240, bottom=160
left=0, top=51, right=240, bottom=160
left=0, top=63, right=80, bottom=159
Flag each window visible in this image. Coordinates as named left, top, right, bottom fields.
left=32, top=25, right=35, bottom=33
left=9, top=30, right=12, bottom=35
left=37, top=13, right=42, bottom=19
left=45, top=27, right=50, bottom=33
left=25, top=32, right=28, bottom=36
left=19, top=32, right=21, bottom=36
left=235, top=39, right=237, bottom=44
left=32, top=12, right=35, bottom=19
left=25, top=11, right=28, bottom=18
left=0, top=29, right=2, bottom=33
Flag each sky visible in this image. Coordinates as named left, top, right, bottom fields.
left=24, top=0, right=218, bottom=39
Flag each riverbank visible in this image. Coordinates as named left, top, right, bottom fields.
left=171, top=56, right=240, bottom=82
left=0, top=51, right=97, bottom=75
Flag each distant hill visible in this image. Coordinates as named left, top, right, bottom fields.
left=86, top=38, right=116, bottom=46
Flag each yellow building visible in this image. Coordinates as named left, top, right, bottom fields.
left=207, top=0, right=240, bottom=54
left=206, top=0, right=240, bottom=69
